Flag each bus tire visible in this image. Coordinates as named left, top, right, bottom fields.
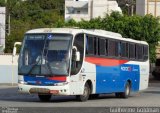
left=76, top=83, right=90, bottom=102
left=121, top=82, right=131, bottom=98
left=38, top=94, right=52, bottom=102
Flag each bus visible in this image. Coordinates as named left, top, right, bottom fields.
left=13, top=28, right=149, bottom=102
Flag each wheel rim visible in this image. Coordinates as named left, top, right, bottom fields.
left=126, top=85, right=130, bottom=96
left=83, top=86, right=89, bottom=98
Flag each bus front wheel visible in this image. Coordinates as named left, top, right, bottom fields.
left=76, top=83, right=90, bottom=102
left=38, top=94, right=52, bottom=102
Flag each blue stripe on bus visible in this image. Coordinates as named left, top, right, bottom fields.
left=95, top=64, right=140, bottom=93
left=23, top=76, right=63, bottom=86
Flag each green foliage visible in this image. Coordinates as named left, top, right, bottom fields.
left=0, top=0, right=5, bottom=6
left=5, top=0, right=64, bottom=53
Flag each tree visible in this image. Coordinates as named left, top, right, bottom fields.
left=0, top=0, right=5, bottom=6
left=5, top=0, right=64, bottom=53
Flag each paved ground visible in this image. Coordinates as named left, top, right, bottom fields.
left=0, top=78, right=160, bottom=113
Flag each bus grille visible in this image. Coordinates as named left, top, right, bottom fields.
left=29, top=88, right=50, bottom=94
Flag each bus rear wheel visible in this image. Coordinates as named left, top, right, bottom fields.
left=115, top=82, right=131, bottom=98
left=38, top=94, right=52, bottom=102
left=76, top=83, right=90, bottom=102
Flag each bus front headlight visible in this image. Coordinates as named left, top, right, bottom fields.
left=54, top=82, right=68, bottom=86
left=18, top=80, right=27, bottom=84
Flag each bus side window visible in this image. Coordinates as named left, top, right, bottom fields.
left=108, top=40, right=119, bottom=57
left=115, top=41, right=119, bottom=57
left=94, top=37, right=98, bottom=55
left=126, top=43, right=129, bottom=58
left=108, top=40, right=116, bottom=57
left=118, top=42, right=121, bottom=57
left=143, top=46, right=149, bottom=61
left=99, top=38, right=106, bottom=56
left=129, top=43, right=135, bottom=59
left=86, top=36, right=94, bottom=55
left=106, top=39, right=108, bottom=56
left=121, top=42, right=128, bottom=58
left=136, top=44, right=143, bottom=60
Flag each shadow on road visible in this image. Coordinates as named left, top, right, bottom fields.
left=0, top=87, right=136, bottom=103
left=143, top=90, right=160, bottom=94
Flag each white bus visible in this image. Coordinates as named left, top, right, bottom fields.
left=14, top=28, right=149, bottom=102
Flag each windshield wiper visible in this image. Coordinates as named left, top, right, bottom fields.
left=27, top=58, right=41, bottom=75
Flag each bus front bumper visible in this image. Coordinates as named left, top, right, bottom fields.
left=18, top=84, right=70, bottom=95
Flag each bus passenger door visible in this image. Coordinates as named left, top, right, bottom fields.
left=69, top=33, right=85, bottom=95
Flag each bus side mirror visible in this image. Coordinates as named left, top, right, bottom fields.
left=72, top=46, right=80, bottom=61
left=12, top=42, right=22, bottom=56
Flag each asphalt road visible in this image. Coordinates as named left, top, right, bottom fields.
left=0, top=80, right=160, bottom=113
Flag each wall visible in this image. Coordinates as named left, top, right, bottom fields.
left=65, top=0, right=121, bottom=21
left=0, top=54, right=18, bottom=84
left=92, top=0, right=121, bottom=18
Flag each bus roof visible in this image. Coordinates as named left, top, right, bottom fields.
left=26, top=28, right=148, bottom=45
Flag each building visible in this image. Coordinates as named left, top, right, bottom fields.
left=0, top=7, right=6, bottom=53
left=65, top=0, right=122, bottom=21
left=136, top=0, right=160, bottom=17
left=156, top=42, right=160, bottom=59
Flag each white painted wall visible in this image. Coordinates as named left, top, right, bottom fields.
left=65, top=0, right=122, bottom=21
left=0, top=54, right=18, bottom=84
left=92, top=0, right=121, bottom=18
left=92, top=0, right=109, bottom=18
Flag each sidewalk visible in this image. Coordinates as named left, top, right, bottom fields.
left=0, top=83, right=17, bottom=87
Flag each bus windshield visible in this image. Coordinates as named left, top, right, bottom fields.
left=18, top=34, right=72, bottom=76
